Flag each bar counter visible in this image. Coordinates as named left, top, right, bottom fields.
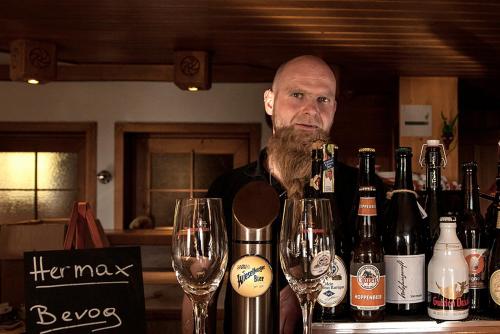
left=313, top=315, right=500, bottom=333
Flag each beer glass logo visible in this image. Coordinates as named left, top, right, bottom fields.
left=356, top=265, right=380, bottom=290
left=310, top=251, right=331, bottom=276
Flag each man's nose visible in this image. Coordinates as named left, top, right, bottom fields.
left=301, top=97, right=320, bottom=115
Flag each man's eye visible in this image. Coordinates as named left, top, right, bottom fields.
left=317, top=96, right=330, bottom=103
left=291, top=92, right=303, bottom=98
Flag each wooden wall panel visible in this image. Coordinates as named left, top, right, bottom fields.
left=332, top=75, right=398, bottom=171
left=399, top=77, right=459, bottom=182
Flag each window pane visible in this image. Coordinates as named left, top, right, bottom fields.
left=151, top=191, right=190, bottom=227
left=0, top=190, right=34, bottom=223
left=38, top=153, right=79, bottom=189
left=0, top=153, right=35, bottom=189
left=194, top=154, right=233, bottom=189
left=38, top=190, right=78, bottom=218
left=151, top=153, right=190, bottom=189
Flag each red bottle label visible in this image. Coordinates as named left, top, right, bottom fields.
left=350, top=263, right=385, bottom=309
left=463, top=248, right=488, bottom=289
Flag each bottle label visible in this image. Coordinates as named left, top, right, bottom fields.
left=350, top=263, right=385, bottom=310
left=322, top=167, right=334, bottom=193
left=385, top=254, right=425, bottom=303
left=417, top=201, right=428, bottom=219
left=427, top=264, right=469, bottom=313
left=229, top=255, right=273, bottom=298
left=463, top=248, right=488, bottom=289
left=310, top=174, right=321, bottom=191
left=358, top=197, right=377, bottom=216
left=489, top=269, right=500, bottom=306
left=310, top=251, right=331, bottom=276
left=317, top=255, right=347, bottom=307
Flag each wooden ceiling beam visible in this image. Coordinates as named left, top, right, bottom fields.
left=0, top=64, right=274, bottom=82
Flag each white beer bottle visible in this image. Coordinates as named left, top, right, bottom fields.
left=427, top=216, right=470, bottom=320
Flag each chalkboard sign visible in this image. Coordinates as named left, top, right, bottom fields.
left=24, top=247, right=146, bottom=334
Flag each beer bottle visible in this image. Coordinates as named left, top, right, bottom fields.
left=313, top=144, right=349, bottom=321
left=384, top=147, right=426, bottom=315
left=485, top=141, right=500, bottom=247
left=458, top=162, right=488, bottom=313
left=427, top=217, right=470, bottom=320
left=420, top=140, right=446, bottom=259
left=350, top=148, right=385, bottom=321
left=488, top=149, right=500, bottom=317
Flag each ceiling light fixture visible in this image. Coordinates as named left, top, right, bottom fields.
left=174, top=51, right=211, bottom=91
left=9, top=39, right=57, bottom=84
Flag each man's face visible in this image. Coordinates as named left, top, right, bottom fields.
left=264, top=58, right=337, bottom=134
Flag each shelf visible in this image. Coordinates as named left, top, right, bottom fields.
left=313, top=316, right=500, bottom=333
left=105, top=228, right=172, bottom=246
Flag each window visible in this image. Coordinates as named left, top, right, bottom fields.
left=116, top=123, right=261, bottom=229
left=0, top=123, right=97, bottom=223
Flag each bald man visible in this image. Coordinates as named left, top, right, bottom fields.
left=182, top=56, right=383, bottom=333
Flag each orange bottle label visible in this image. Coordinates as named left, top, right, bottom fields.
left=350, top=264, right=385, bottom=309
left=358, top=197, right=377, bottom=216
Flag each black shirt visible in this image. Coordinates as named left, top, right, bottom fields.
left=207, top=148, right=386, bottom=332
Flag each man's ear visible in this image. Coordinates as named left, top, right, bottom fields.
left=264, top=89, right=274, bottom=116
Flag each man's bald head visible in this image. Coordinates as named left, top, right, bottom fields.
left=271, top=55, right=337, bottom=92
left=264, top=55, right=338, bottom=134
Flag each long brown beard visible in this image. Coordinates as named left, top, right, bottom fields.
left=267, top=127, right=329, bottom=199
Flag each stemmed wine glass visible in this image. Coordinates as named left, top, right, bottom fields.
left=280, top=198, right=335, bottom=334
left=172, top=198, right=228, bottom=334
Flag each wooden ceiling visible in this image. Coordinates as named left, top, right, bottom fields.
left=1, top=0, right=500, bottom=81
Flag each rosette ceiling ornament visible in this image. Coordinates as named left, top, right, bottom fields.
left=174, top=51, right=210, bottom=91
left=9, top=39, right=57, bottom=84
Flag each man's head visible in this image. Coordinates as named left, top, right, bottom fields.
left=264, top=55, right=337, bottom=134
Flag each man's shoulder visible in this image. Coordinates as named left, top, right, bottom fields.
left=208, top=160, right=262, bottom=197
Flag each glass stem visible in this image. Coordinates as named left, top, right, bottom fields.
left=300, top=299, right=316, bottom=334
left=193, top=301, right=209, bottom=334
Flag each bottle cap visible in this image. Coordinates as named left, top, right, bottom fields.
left=426, top=139, right=441, bottom=146
left=358, top=147, right=375, bottom=153
left=461, top=161, right=478, bottom=170
left=439, top=216, right=457, bottom=228
left=396, top=147, right=412, bottom=155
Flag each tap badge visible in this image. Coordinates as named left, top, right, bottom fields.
left=230, top=255, right=273, bottom=298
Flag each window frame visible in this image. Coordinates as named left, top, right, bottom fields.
left=0, top=122, right=97, bottom=212
left=115, top=122, right=261, bottom=230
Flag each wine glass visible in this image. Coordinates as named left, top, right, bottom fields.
left=280, top=198, right=335, bottom=334
left=172, top=198, right=228, bottom=334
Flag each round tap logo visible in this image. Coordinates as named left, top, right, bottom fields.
left=230, top=255, right=273, bottom=298
left=356, top=265, right=380, bottom=290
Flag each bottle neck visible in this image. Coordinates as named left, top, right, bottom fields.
left=462, top=166, right=480, bottom=212
left=357, top=188, right=377, bottom=238
left=425, top=148, right=442, bottom=192
left=436, top=224, right=461, bottom=247
left=359, top=154, right=375, bottom=188
left=495, top=162, right=500, bottom=203
left=395, top=153, right=414, bottom=190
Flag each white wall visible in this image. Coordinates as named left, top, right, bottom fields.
left=0, top=81, right=272, bottom=228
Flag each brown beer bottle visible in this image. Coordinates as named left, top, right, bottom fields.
left=458, top=162, right=489, bottom=314
left=350, top=148, right=385, bottom=321
left=313, top=144, right=349, bottom=321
